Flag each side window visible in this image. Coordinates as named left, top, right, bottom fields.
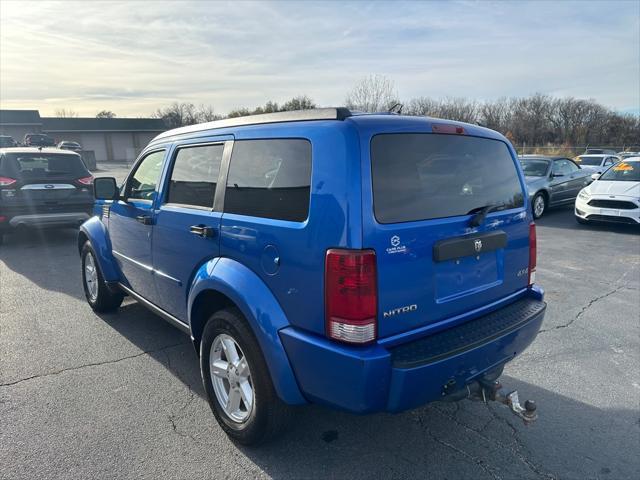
left=554, top=160, right=571, bottom=175
left=565, top=160, right=580, bottom=172
left=127, top=150, right=165, bottom=201
left=604, top=157, right=614, bottom=166
left=224, top=139, right=312, bottom=222
left=166, top=144, right=224, bottom=208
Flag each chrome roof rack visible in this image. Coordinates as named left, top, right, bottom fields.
left=152, top=107, right=352, bottom=142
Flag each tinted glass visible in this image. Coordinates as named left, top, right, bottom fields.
left=128, top=150, right=165, bottom=201
left=371, top=134, right=524, bottom=223
left=577, top=156, right=602, bottom=166
left=167, top=144, right=223, bottom=208
left=599, top=161, right=640, bottom=182
left=225, top=139, right=311, bottom=221
left=520, top=159, right=549, bottom=177
left=565, top=159, right=580, bottom=172
left=1, top=152, right=88, bottom=178
left=553, top=160, right=573, bottom=175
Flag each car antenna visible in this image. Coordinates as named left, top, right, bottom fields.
left=388, top=103, right=403, bottom=114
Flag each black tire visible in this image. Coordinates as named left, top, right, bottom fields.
left=200, top=308, right=292, bottom=445
left=532, top=193, right=547, bottom=219
left=575, top=215, right=589, bottom=225
left=81, top=241, right=124, bottom=312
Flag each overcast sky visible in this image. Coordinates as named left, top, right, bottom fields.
left=1, top=0, right=638, bottom=117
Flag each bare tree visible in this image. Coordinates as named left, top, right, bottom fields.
left=96, top=110, right=116, bottom=119
left=345, top=75, right=399, bottom=112
left=196, top=104, right=222, bottom=122
left=55, top=108, right=79, bottom=118
left=152, top=102, right=198, bottom=128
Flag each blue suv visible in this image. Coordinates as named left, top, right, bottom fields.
left=79, top=108, right=546, bottom=444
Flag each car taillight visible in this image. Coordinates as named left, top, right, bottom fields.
left=325, top=249, right=377, bottom=344
left=0, top=215, right=6, bottom=222
left=76, top=176, right=94, bottom=185
left=0, top=176, right=16, bottom=186
left=528, top=222, right=537, bottom=286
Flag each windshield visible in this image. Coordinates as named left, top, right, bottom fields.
left=2, top=153, right=89, bottom=178
left=599, top=161, right=640, bottom=182
left=577, top=156, right=603, bottom=166
left=520, top=159, right=549, bottom=177
left=371, top=133, right=524, bottom=223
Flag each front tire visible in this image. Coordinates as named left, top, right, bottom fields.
left=532, top=193, right=547, bottom=219
left=575, top=215, right=589, bottom=225
left=81, top=241, right=124, bottom=312
left=200, top=308, right=291, bottom=445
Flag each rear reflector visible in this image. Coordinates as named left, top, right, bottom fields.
left=325, top=249, right=377, bottom=344
left=76, top=176, right=94, bottom=185
left=0, top=176, right=16, bottom=186
left=431, top=123, right=466, bottom=135
left=0, top=215, right=6, bottom=222
left=528, top=222, right=537, bottom=286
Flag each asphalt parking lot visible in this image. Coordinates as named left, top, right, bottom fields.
left=1, top=165, right=638, bottom=480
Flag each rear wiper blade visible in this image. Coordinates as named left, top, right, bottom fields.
left=467, top=204, right=501, bottom=227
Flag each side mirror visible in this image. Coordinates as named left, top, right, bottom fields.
left=94, top=177, right=119, bottom=200
left=591, top=173, right=600, bottom=181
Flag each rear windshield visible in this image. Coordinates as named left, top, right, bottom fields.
left=1, top=153, right=89, bottom=178
left=371, top=133, right=524, bottom=223
left=576, top=156, right=602, bottom=166
left=599, top=161, right=640, bottom=182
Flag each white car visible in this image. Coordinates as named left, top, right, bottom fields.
left=575, top=158, right=640, bottom=225
left=575, top=154, right=620, bottom=174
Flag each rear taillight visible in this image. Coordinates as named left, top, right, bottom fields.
left=0, top=176, right=16, bottom=186
left=0, top=215, right=6, bottom=222
left=76, top=176, right=94, bottom=185
left=528, top=222, right=537, bottom=286
left=325, top=249, right=377, bottom=344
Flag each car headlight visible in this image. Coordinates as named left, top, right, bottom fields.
left=578, top=189, right=590, bottom=200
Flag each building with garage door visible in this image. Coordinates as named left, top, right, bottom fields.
left=0, top=110, right=166, bottom=163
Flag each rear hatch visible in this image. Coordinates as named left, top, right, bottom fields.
left=364, top=131, right=531, bottom=338
left=0, top=151, right=93, bottom=213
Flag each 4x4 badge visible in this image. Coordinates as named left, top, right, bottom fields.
left=474, top=239, right=483, bottom=252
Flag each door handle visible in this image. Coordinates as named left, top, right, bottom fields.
left=190, top=224, right=216, bottom=238
left=136, top=215, right=153, bottom=225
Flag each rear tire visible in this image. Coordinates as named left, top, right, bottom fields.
left=81, top=241, right=124, bottom=312
left=532, top=193, right=547, bottom=219
left=200, top=308, right=292, bottom=445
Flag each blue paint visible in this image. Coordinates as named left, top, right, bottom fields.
left=79, top=112, right=545, bottom=413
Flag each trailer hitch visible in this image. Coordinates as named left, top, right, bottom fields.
left=477, top=379, right=538, bottom=425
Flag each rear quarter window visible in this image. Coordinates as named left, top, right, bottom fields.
left=371, top=133, right=524, bottom=223
left=224, top=139, right=312, bottom=222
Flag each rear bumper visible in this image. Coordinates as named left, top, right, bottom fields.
left=5, top=212, right=90, bottom=228
left=280, top=288, right=546, bottom=413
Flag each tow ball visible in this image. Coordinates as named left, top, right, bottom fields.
left=476, top=379, right=538, bottom=425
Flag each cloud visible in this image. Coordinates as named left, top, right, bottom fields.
left=0, top=0, right=638, bottom=116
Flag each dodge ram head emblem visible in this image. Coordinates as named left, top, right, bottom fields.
left=474, top=239, right=483, bottom=252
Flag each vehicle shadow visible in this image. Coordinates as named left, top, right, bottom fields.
left=538, top=205, right=639, bottom=235
left=99, top=304, right=638, bottom=479
left=0, top=227, right=86, bottom=300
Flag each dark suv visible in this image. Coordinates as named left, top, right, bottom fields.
left=80, top=109, right=546, bottom=444
left=23, top=133, right=56, bottom=147
left=0, top=148, right=94, bottom=243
